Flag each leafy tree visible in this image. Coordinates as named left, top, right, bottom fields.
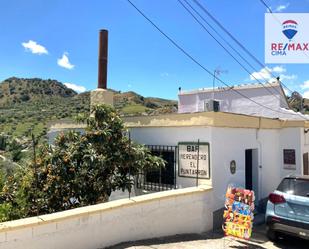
left=6, top=138, right=23, bottom=162
left=0, top=134, right=7, bottom=150
left=0, top=166, right=31, bottom=222
left=0, top=105, right=165, bottom=220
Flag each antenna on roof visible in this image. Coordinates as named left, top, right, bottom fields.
left=212, top=67, right=228, bottom=99
left=179, top=86, right=182, bottom=93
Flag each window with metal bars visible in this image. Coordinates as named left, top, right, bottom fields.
left=136, top=145, right=177, bottom=191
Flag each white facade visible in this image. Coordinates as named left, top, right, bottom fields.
left=47, top=82, right=309, bottom=212
left=178, top=82, right=309, bottom=121
left=129, top=125, right=304, bottom=208
left=48, top=112, right=308, bottom=209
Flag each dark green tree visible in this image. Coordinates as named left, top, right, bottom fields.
left=6, top=138, right=23, bottom=162
left=0, top=105, right=165, bottom=220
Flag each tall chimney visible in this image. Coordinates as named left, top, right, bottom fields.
left=98, top=29, right=108, bottom=89
left=90, top=29, right=113, bottom=108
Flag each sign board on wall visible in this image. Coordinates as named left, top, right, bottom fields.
left=178, top=142, right=210, bottom=179
left=283, top=149, right=296, bottom=170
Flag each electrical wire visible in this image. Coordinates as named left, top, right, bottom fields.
left=125, top=0, right=308, bottom=119
left=178, top=0, right=283, bottom=101
left=196, top=0, right=307, bottom=116
left=192, top=0, right=295, bottom=94
left=259, top=0, right=273, bottom=13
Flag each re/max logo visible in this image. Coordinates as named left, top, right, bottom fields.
left=271, top=43, right=309, bottom=51
left=270, top=43, right=309, bottom=56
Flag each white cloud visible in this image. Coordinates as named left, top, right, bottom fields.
left=300, top=80, right=309, bottom=89
left=22, top=40, right=48, bottom=55
left=272, top=66, right=286, bottom=73
left=266, top=3, right=289, bottom=13
left=160, top=72, right=169, bottom=77
left=298, top=80, right=309, bottom=98
left=64, top=83, right=86, bottom=93
left=280, top=74, right=297, bottom=81
left=250, top=67, right=272, bottom=80
left=303, top=91, right=309, bottom=98
left=57, top=52, right=75, bottom=70
left=274, top=3, right=289, bottom=12
left=249, top=66, right=296, bottom=82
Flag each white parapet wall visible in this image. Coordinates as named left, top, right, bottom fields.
left=0, top=185, right=213, bottom=249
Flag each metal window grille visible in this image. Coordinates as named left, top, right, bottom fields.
left=136, top=145, right=177, bottom=191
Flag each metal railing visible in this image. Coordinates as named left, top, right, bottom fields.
left=136, top=145, right=177, bottom=192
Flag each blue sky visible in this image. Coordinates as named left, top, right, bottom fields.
left=0, top=0, right=308, bottom=99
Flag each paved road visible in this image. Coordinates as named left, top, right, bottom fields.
left=108, top=225, right=308, bottom=249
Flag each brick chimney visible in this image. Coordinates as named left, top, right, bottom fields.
left=90, top=29, right=113, bottom=107
left=98, top=29, right=108, bottom=89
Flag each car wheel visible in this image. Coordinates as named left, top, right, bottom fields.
left=266, top=227, right=277, bottom=241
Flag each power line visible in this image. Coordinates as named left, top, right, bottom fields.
left=177, top=0, right=283, bottom=101
left=192, top=0, right=295, bottom=94
left=202, top=0, right=308, bottom=118
left=259, top=0, right=272, bottom=13
left=125, top=0, right=308, bottom=119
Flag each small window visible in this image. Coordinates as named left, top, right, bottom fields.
left=283, top=149, right=296, bottom=170
left=146, top=150, right=175, bottom=185
left=283, top=149, right=296, bottom=165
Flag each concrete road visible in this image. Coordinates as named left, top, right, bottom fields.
left=108, top=224, right=308, bottom=249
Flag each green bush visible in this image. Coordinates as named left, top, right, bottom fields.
left=0, top=105, right=165, bottom=220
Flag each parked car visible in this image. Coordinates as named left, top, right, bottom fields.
left=265, top=175, right=309, bottom=241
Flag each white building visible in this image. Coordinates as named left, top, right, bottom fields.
left=48, top=81, right=309, bottom=226
left=178, top=81, right=307, bottom=120
left=123, top=82, right=309, bottom=225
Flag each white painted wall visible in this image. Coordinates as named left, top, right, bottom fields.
left=279, top=127, right=302, bottom=178
left=257, top=129, right=281, bottom=199
left=301, top=128, right=309, bottom=175
left=0, top=186, right=213, bottom=249
left=130, top=127, right=213, bottom=188
left=130, top=126, right=303, bottom=210
left=210, top=127, right=259, bottom=210
left=47, top=124, right=304, bottom=209
left=211, top=127, right=301, bottom=206
left=178, top=84, right=288, bottom=117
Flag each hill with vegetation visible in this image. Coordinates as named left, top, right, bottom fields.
left=0, top=77, right=76, bottom=106
left=0, top=77, right=177, bottom=140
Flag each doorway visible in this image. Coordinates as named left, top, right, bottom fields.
left=303, top=153, right=309, bottom=175
left=245, top=149, right=259, bottom=201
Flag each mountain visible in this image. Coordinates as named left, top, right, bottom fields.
left=113, top=91, right=177, bottom=115
left=0, top=77, right=177, bottom=139
left=0, top=77, right=76, bottom=106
